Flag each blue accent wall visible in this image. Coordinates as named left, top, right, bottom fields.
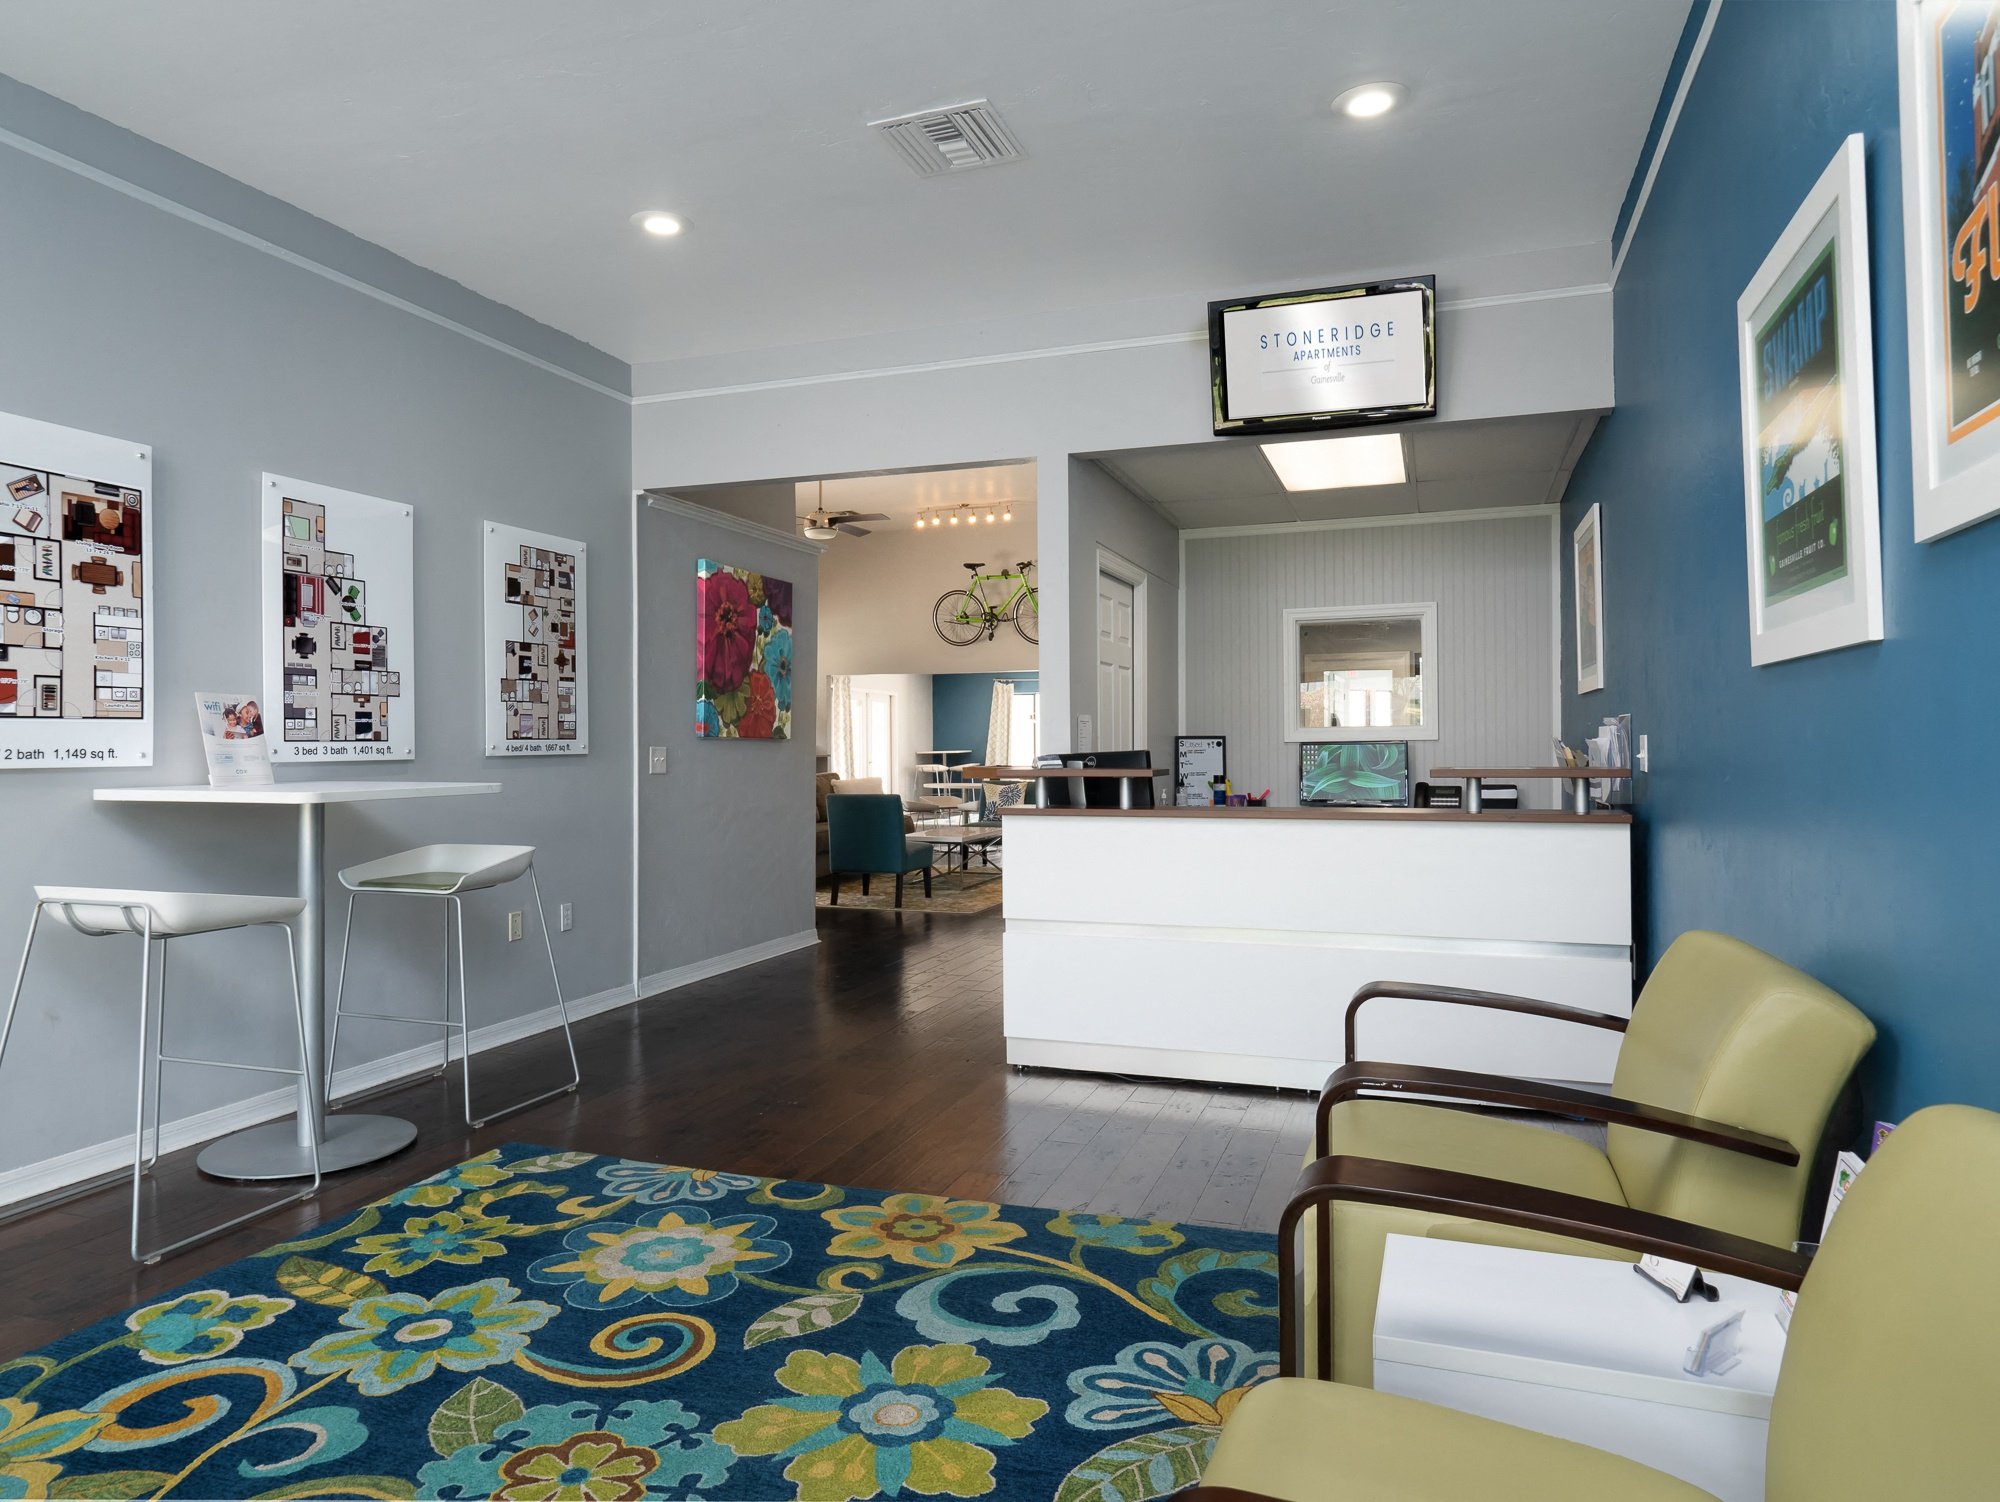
left=933, top=673, right=1038, bottom=763
left=1563, top=0, right=2000, bottom=1119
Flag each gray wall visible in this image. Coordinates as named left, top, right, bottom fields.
left=0, top=81, right=632, bottom=1193
left=1066, top=459, right=1179, bottom=769
left=634, top=501, right=818, bottom=983
left=1182, top=513, right=1557, bottom=806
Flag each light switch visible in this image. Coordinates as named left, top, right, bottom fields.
left=648, top=746, right=667, bottom=774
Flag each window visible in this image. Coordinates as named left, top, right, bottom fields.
left=1281, top=603, right=1438, bottom=743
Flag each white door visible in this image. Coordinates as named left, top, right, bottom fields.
left=858, top=692, right=894, bottom=790
left=1097, top=572, right=1135, bottom=750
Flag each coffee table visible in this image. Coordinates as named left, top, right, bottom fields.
left=924, top=823, right=1002, bottom=875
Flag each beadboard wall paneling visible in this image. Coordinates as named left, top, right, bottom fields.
left=1182, top=513, right=1558, bottom=806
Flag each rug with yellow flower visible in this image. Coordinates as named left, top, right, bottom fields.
left=0, top=1144, right=1279, bottom=1501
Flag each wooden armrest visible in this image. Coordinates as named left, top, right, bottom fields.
left=1345, top=981, right=1627, bottom=1063
left=1314, top=1060, right=1799, bottom=1165
left=1278, top=1154, right=1811, bottom=1378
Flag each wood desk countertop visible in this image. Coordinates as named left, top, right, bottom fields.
left=998, top=804, right=1631, bottom=825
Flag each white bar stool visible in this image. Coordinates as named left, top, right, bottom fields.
left=326, top=844, right=578, bottom=1128
left=0, top=887, right=320, bottom=1264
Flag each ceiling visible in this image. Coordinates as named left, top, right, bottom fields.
left=665, top=460, right=1035, bottom=537
left=0, top=2, right=1688, bottom=367
left=1096, top=414, right=1597, bottom=529
left=795, top=462, right=1035, bottom=521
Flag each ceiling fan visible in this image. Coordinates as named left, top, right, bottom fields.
left=799, top=482, right=888, bottom=541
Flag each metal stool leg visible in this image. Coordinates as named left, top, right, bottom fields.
left=131, top=916, right=322, bottom=1265
left=530, top=865, right=582, bottom=1094
left=127, top=906, right=157, bottom=1263
left=0, top=902, right=47, bottom=1085
left=325, top=890, right=359, bottom=1101
left=450, top=894, right=474, bottom=1126
left=453, top=867, right=580, bottom=1128
left=326, top=888, right=467, bottom=1111
left=144, top=935, right=169, bottom=1172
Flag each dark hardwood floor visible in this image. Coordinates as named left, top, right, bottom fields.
left=0, top=904, right=1314, bottom=1361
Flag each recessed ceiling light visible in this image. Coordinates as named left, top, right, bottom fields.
left=1261, top=433, right=1406, bottom=491
left=631, top=210, right=685, bottom=237
left=1333, top=82, right=1406, bottom=120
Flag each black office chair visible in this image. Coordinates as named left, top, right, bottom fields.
left=1080, top=750, right=1155, bottom=809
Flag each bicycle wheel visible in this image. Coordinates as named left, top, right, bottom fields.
left=1012, top=587, right=1039, bottom=644
left=933, top=589, right=988, bottom=646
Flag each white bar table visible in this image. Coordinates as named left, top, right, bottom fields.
left=93, top=780, right=501, bottom=1179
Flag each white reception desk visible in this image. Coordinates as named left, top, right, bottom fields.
left=1000, top=804, right=1633, bottom=1090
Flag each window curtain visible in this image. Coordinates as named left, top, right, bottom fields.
left=985, top=680, right=1014, bottom=764
left=827, top=675, right=856, bottom=779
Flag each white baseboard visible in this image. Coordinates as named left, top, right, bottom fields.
left=638, top=927, right=818, bottom=999
left=0, top=927, right=816, bottom=1215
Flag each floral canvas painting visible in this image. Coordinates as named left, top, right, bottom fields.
left=696, top=559, right=793, bottom=739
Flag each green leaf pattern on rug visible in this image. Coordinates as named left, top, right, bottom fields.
left=274, top=1257, right=387, bottom=1310
left=1054, top=1424, right=1217, bottom=1502
left=50, top=1469, right=173, bottom=1498
left=743, top=1290, right=862, bottom=1348
left=427, top=1376, right=526, bottom=1458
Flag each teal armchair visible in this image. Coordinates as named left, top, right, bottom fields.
left=826, top=794, right=934, bottom=908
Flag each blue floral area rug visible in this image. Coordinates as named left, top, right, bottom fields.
left=0, top=1144, right=1279, bottom=1501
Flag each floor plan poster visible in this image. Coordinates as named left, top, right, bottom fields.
left=261, top=473, right=415, bottom=761
left=0, top=409, right=153, bottom=769
left=482, top=520, right=587, bottom=756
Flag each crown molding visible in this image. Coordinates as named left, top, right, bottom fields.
left=642, top=491, right=827, bottom=555
left=0, top=122, right=629, bottom=402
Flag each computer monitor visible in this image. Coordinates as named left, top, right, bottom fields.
left=1080, top=750, right=1155, bottom=809
left=1300, top=742, right=1411, bottom=807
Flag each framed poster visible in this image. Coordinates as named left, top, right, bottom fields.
left=0, top=410, right=152, bottom=769
left=261, top=473, right=415, bottom=761
left=695, top=558, right=792, bottom=740
left=1174, top=734, right=1226, bottom=805
left=1898, top=1, right=2000, bottom=539
left=483, top=521, right=587, bottom=756
left=1572, top=503, right=1606, bottom=693
left=1735, top=134, right=1883, bottom=665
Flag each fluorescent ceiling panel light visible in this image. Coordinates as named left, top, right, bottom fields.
left=1261, top=434, right=1406, bottom=491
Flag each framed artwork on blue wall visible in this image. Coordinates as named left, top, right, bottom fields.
left=1898, top=0, right=2000, bottom=540
left=1735, top=134, right=1884, bottom=666
left=1572, top=503, right=1605, bottom=693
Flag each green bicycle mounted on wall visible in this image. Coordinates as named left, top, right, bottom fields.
left=933, top=560, right=1038, bottom=645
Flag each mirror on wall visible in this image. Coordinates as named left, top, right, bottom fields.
left=1282, top=603, right=1438, bottom=742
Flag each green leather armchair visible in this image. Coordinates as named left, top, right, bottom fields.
left=1187, top=1103, right=1998, bottom=1501
left=1298, top=931, right=1875, bottom=1383
left=826, top=793, right=935, bottom=908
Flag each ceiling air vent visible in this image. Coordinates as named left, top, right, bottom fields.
left=870, top=100, right=1022, bottom=177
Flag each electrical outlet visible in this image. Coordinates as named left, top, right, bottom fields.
left=558, top=902, right=573, bottom=932
left=648, top=746, right=667, bottom=774
left=1636, top=734, right=1650, bottom=773
left=506, top=910, right=524, bottom=942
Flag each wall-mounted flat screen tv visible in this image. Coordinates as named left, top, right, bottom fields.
left=1209, top=275, right=1437, bottom=437
left=1300, top=741, right=1411, bottom=808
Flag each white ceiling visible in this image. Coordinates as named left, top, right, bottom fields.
left=1096, top=414, right=1597, bottom=528
left=795, top=462, right=1035, bottom=521
left=0, top=1, right=1688, bottom=368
